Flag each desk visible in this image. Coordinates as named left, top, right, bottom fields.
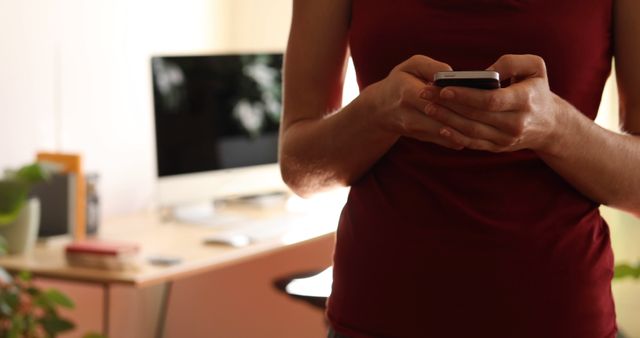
left=0, top=192, right=344, bottom=337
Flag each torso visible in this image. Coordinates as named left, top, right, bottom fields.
left=328, top=1, right=616, bottom=337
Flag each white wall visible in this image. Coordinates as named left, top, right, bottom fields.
left=0, top=0, right=292, bottom=217
left=228, top=0, right=292, bottom=52
left=0, top=1, right=59, bottom=167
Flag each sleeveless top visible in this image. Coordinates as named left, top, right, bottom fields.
left=327, top=1, right=615, bottom=337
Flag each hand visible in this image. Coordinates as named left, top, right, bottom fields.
left=421, top=54, right=566, bottom=154
left=361, top=55, right=465, bottom=150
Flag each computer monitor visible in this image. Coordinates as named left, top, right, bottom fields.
left=151, top=53, right=287, bottom=209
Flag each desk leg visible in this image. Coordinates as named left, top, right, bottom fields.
left=102, top=283, right=111, bottom=336
left=155, top=281, right=173, bottom=338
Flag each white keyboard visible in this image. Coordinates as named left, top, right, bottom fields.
left=231, top=216, right=300, bottom=241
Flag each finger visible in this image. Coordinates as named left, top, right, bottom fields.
left=424, top=102, right=517, bottom=147
left=399, top=111, right=465, bottom=150
left=439, top=127, right=509, bottom=153
left=487, top=54, right=548, bottom=83
left=398, top=55, right=453, bottom=83
left=432, top=138, right=466, bottom=151
left=401, top=78, right=440, bottom=113
left=429, top=133, right=466, bottom=151
left=420, top=83, right=442, bottom=100
left=438, top=85, right=527, bottom=112
left=429, top=98, right=523, bottom=135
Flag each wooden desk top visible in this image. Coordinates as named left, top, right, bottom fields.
left=0, top=192, right=346, bottom=287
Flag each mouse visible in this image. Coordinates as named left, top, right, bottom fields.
left=203, top=233, right=252, bottom=247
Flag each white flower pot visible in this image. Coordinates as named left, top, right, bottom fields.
left=0, top=198, right=40, bottom=255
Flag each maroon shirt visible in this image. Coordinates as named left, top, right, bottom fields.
left=327, top=1, right=616, bottom=337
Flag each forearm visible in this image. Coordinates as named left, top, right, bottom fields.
left=280, top=87, right=399, bottom=197
left=540, top=98, right=640, bottom=215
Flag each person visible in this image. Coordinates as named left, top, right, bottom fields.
left=279, top=0, right=640, bottom=337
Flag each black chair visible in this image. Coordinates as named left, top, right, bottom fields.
left=273, top=267, right=332, bottom=310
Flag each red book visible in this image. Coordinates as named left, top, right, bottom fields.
left=65, top=241, right=139, bottom=256
left=65, top=241, right=139, bottom=270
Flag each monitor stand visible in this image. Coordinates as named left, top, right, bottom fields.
left=217, top=191, right=289, bottom=209
left=164, top=191, right=290, bottom=227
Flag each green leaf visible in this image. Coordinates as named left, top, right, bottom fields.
left=0, top=180, right=29, bottom=226
left=9, top=315, right=24, bottom=338
left=614, top=262, right=640, bottom=279
left=39, top=316, right=76, bottom=335
left=83, top=332, right=108, bottom=338
left=0, top=162, right=54, bottom=226
left=44, top=289, right=75, bottom=309
left=26, top=286, right=39, bottom=296
left=35, top=291, right=55, bottom=311
left=614, top=263, right=633, bottom=279
left=18, top=271, right=31, bottom=283
left=0, top=236, right=7, bottom=256
left=15, top=163, right=50, bottom=185
left=4, top=292, right=19, bottom=310
left=25, top=314, right=38, bottom=335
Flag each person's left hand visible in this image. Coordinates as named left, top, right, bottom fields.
left=422, top=54, right=567, bottom=154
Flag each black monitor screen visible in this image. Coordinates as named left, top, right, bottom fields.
left=151, top=53, right=283, bottom=177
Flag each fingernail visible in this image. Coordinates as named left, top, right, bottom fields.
left=441, top=89, right=454, bottom=99
left=440, top=128, right=451, bottom=137
left=420, top=89, right=433, bottom=100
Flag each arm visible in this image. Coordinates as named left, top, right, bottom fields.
left=280, top=0, right=458, bottom=197
left=542, top=0, right=640, bottom=217
left=420, top=0, right=640, bottom=215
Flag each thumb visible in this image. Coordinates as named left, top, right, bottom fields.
left=399, top=55, right=453, bottom=83
left=487, top=54, right=548, bottom=84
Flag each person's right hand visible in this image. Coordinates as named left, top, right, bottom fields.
left=360, top=55, right=464, bottom=150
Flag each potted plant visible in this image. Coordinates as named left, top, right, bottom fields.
left=0, top=163, right=105, bottom=337
left=0, top=163, right=51, bottom=255
left=0, top=253, right=105, bottom=337
left=0, top=269, right=77, bottom=337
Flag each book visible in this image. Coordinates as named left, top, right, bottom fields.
left=36, top=152, right=86, bottom=241
left=65, top=240, right=139, bottom=270
left=31, top=173, right=76, bottom=237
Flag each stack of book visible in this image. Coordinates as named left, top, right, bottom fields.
left=65, top=241, right=139, bottom=270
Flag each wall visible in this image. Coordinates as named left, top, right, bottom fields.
left=228, top=0, right=292, bottom=52
left=0, top=0, right=233, bottom=217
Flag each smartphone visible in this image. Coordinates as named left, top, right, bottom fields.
left=434, top=71, right=500, bottom=90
